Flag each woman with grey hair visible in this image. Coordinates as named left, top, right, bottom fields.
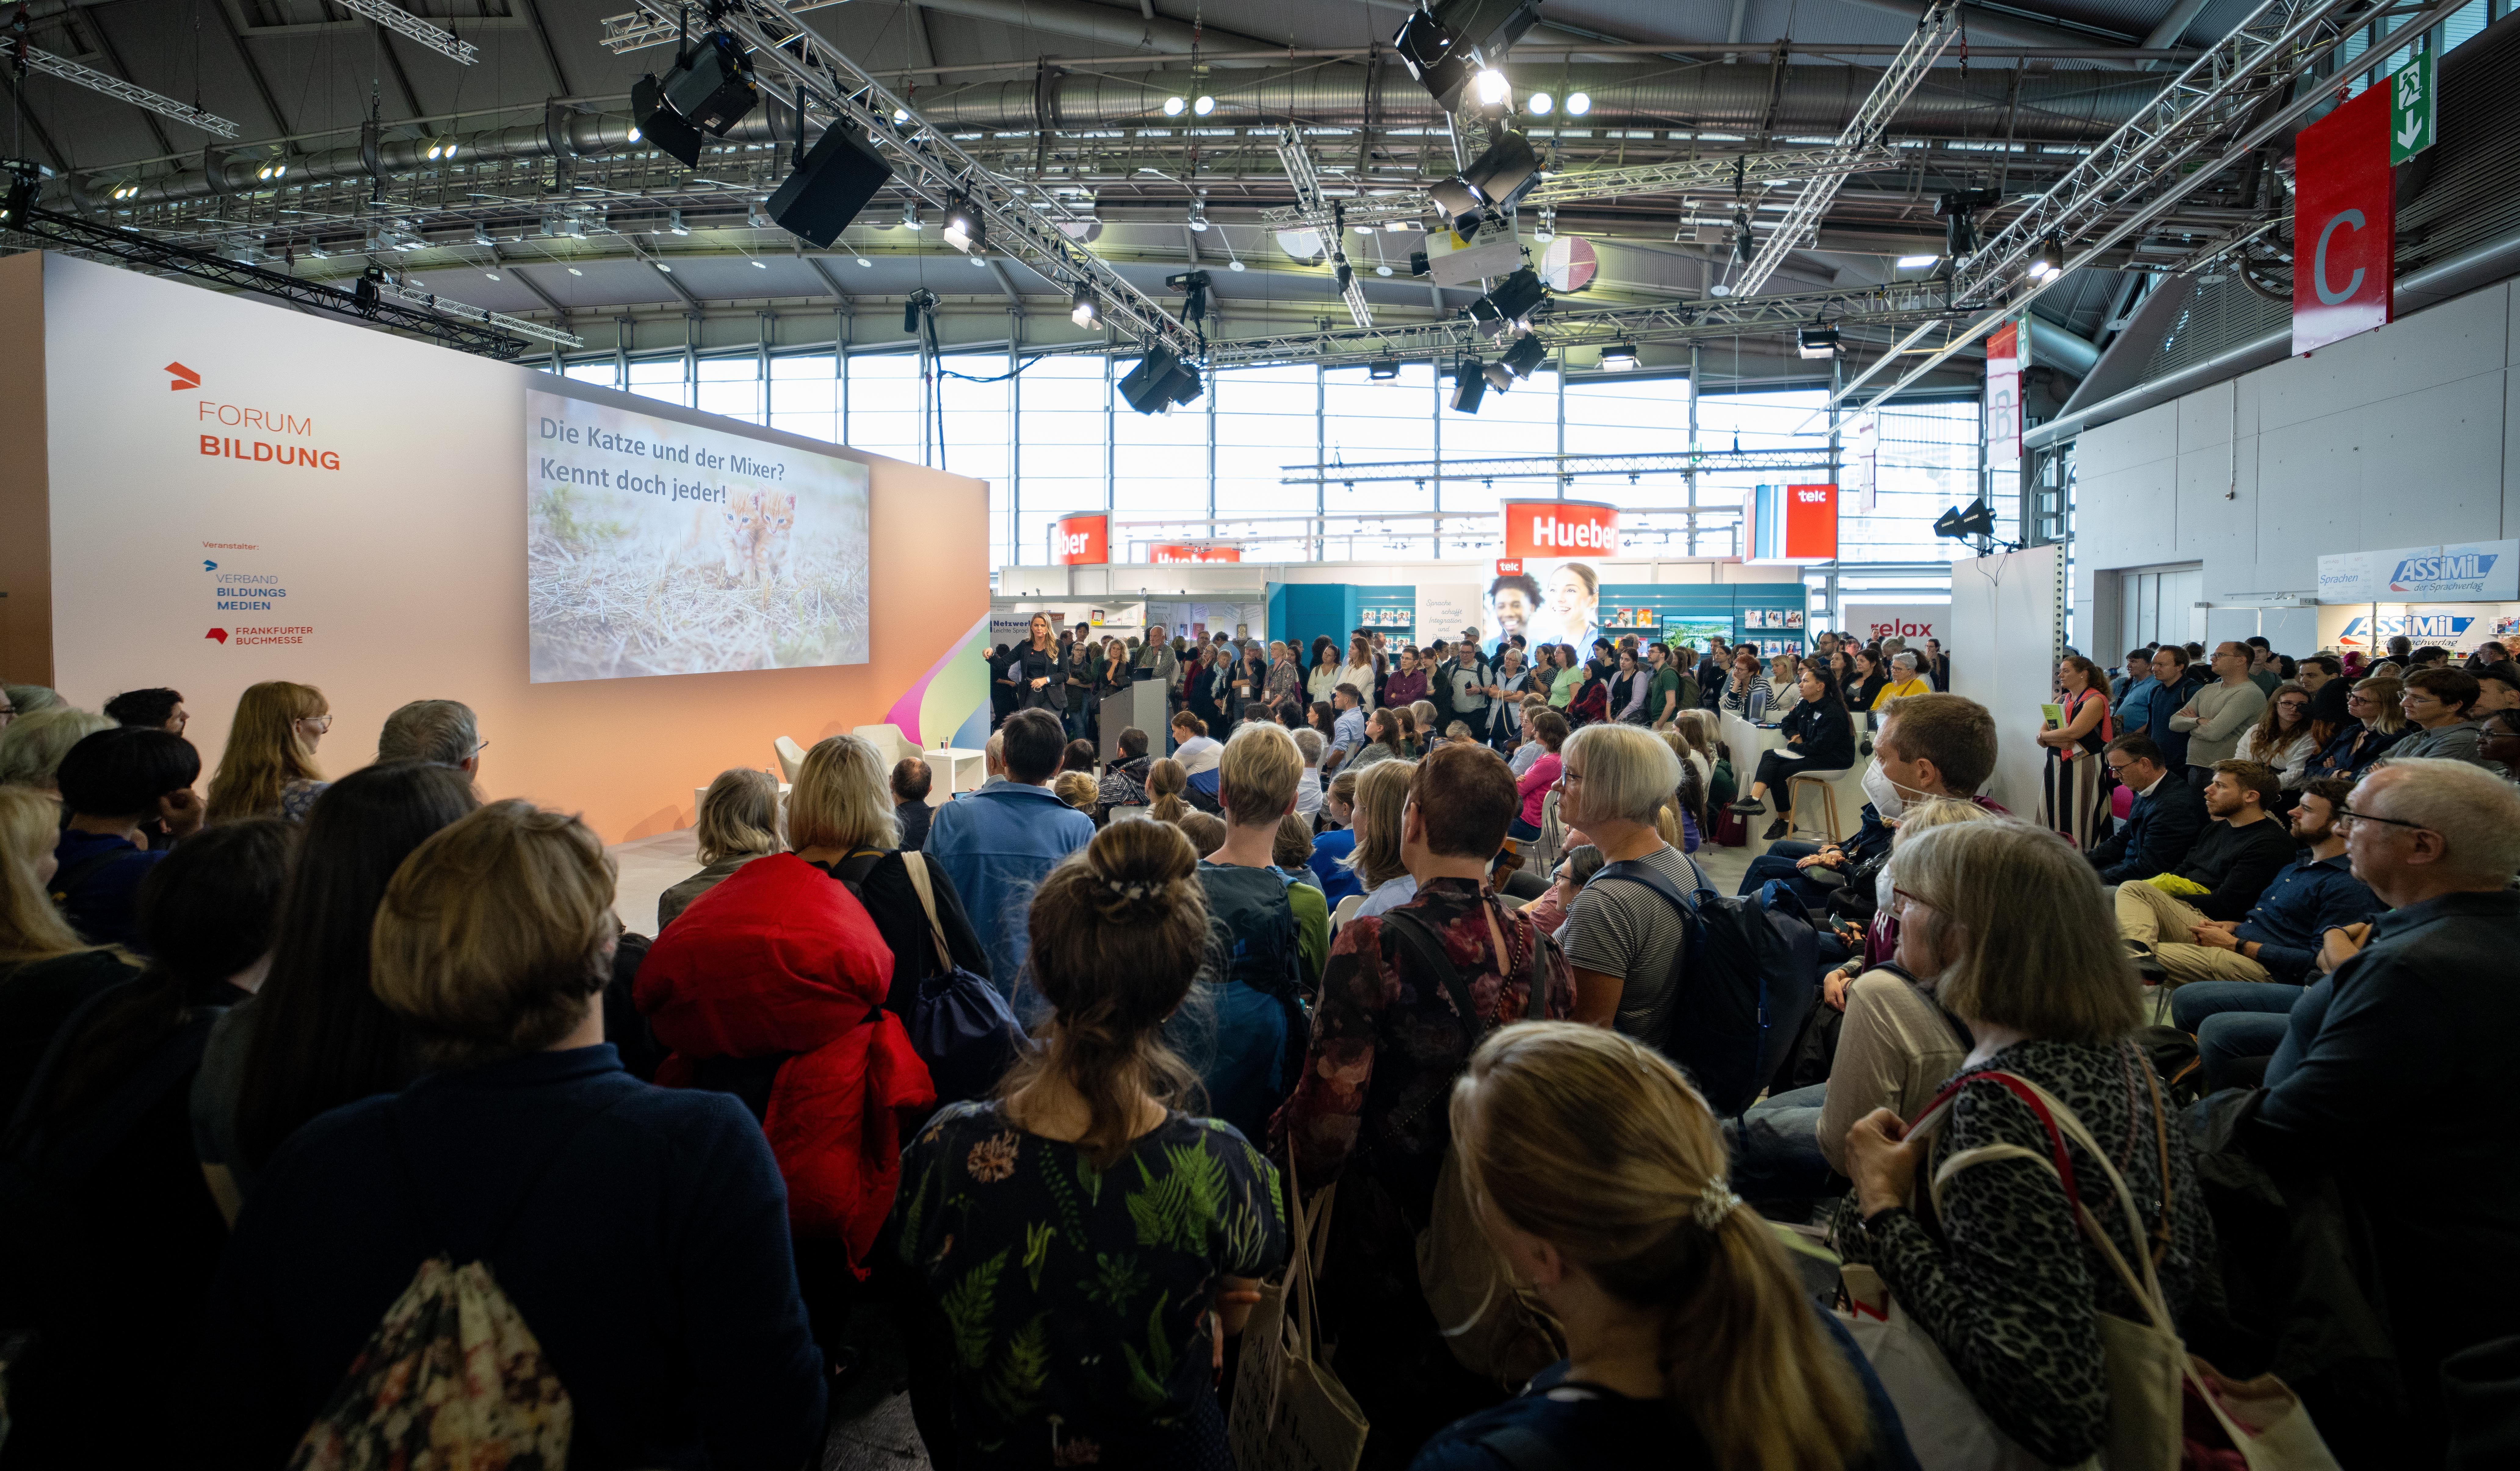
left=1871, top=649, right=1934, bottom=710
left=658, top=768, right=784, bottom=929
left=1553, top=723, right=1707, bottom=1041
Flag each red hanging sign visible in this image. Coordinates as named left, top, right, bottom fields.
left=2293, top=84, right=2394, bottom=355
left=1049, top=512, right=1108, bottom=565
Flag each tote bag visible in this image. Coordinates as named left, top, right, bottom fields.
left=1228, top=1147, right=1368, bottom=1471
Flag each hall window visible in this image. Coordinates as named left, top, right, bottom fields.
left=693, top=354, right=760, bottom=425
left=1014, top=356, right=1109, bottom=566
left=767, top=352, right=838, bottom=446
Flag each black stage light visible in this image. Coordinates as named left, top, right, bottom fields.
left=1936, top=187, right=1999, bottom=259
left=766, top=123, right=895, bottom=246
left=1408, top=249, right=1431, bottom=277
left=903, top=287, right=937, bottom=335
left=0, top=167, right=34, bottom=230
left=1166, top=269, right=1212, bottom=325
left=1482, top=361, right=1515, bottom=392
left=1500, top=330, right=1547, bottom=379
left=1451, top=358, right=1486, bottom=413
left=663, top=33, right=759, bottom=136
left=1467, top=266, right=1545, bottom=327
left=632, top=74, right=706, bottom=168
left=1393, top=0, right=1543, bottom=111
left=1934, top=498, right=1997, bottom=540
left=1368, top=358, right=1401, bottom=379
left=1121, top=343, right=1204, bottom=415
left=941, top=195, right=982, bottom=253
left=1797, top=325, right=1841, bottom=360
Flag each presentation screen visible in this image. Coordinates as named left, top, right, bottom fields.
left=525, top=388, right=870, bottom=683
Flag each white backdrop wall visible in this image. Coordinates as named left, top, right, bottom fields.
left=1949, top=547, right=2064, bottom=820
left=2070, top=277, right=2520, bottom=653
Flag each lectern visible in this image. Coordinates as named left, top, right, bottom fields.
left=1101, top=679, right=1174, bottom=766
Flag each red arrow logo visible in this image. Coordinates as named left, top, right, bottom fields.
left=166, top=361, right=200, bottom=391
left=205, top=628, right=228, bottom=643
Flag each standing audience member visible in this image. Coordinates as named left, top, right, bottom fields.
left=1292, top=726, right=1326, bottom=817
left=192, top=802, right=826, bottom=1470
left=2234, top=759, right=2520, bottom=1460
left=50, top=727, right=207, bottom=947
left=925, top=708, right=1095, bottom=1003
left=376, top=697, right=486, bottom=777
left=893, top=757, right=935, bottom=850
left=1834, top=819, right=2214, bottom=1468
left=0, top=705, right=115, bottom=793
left=896, top=821, right=1286, bottom=1469
left=2112, top=759, right=2297, bottom=946
left=1340, top=633, right=1383, bottom=712
left=786, top=735, right=988, bottom=1022
left=0, top=683, right=61, bottom=726
left=199, top=763, right=478, bottom=1216
left=2305, top=676, right=2407, bottom=781
left=10, top=819, right=290, bottom=1461
left=103, top=687, right=188, bottom=733
left=204, top=680, right=331, bottom=823
left=1307, top=636, right=1344, bottom=704
left=2236, top=681, right=2317, bottom=793
left=0, top=787, right=140, bottom=1117
left=2141, top=645, right=2206, bottom=770
left=1730, top=662, right=1854, bottom=842
left=1347, top=759, right=1423, bottom=921
left=1273, top=743, right=1577, bottom=1462
left=2388, top=666, right=2488, bottom=765
left=2112, top=648, right=2156, bottom=725
left=1413, top=1023, right=1904, bottom=1471
left=2035, top=654, right=2113, bottom=850
left=2168, top=642, right=2267, bottom=792
left=2086, top=734, right=2206, bottom=884
left=1309, top=771, right=1364, bottom=904
left=1383, top=646, right=1431, bottom=710
left=1557, top=724, right=1701, bottom=1040
left=1322, top=683, right=1370, bottom=775
left=657, top=768, right=783, bottom=929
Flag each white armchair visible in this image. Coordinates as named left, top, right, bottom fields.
left=850, top=723, right=917, bottom=767
left=772, top=736, right=808, bottom=783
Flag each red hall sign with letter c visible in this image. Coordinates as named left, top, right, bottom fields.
left=2293, top=84, right=2393, bottom=356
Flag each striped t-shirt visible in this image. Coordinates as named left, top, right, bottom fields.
left=1559, top=844, right=1700, bottom=1048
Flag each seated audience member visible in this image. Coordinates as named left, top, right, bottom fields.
left=2305, top=676, right=2407, bottom=782
left=375, top=697, right=487, bottom=777
left=2163, top=778, right=2375, bottom=1086
left=1349, top=706, right=1413, bottom=774
left=896, top=821, right=1286, bottom=1468
left=2232, top=758, right=2520, bottom=1458
left=104, top=687, right=188, bottom=733
left=198, top=763, right=479, bottom=1217
left=1273, top=743, right=1577, bottom=1459
left=1413, top=1023, right=1910, bottom=1471
left=892, top=757, right=935, bottom=849
left=1145, top=757, right=1192, bottom=823
left=1062, top=738, right=1098, bottom=775
left=1168, top=725, right=1329, bottom=1145
left=1731, top=662, right=1856, bottom=841
left=1519, top=842, right=1605, bottom=937
left=10, top=818, right=290, bottom=1460
left=783, top=734, right=988, bottom=1023
left=2471, top=660, right=2520, bottom=715
left=925, top=708, right=1095, bottom=1000
left=1834, top=818, right=2215, bottom=1468
left=1345, top=760, right=1421, bottom=921
left=205, top=680, right=331, bottom=824
left=658, top=768, right=783, bottom=929
left=2236, top=681, right=2316, bottom=792
left=1738, top=693, right=2002, bottom=909
left=1557, top=724, right=1704, bottom=1041
left=1510, top=708, right=1570, bottom=842
left=2086, top=734, right=2206, bottom=884
left=1292, top=726, right=1326, bottom=816
left=978, top=729, right=1008, bottom=788
left=1053, top=769, right=1100, bottom=813
left=2297, top=654, right=2340, bottom=695
left=2168, top=642, right=2269, bottom=792
left=640, top=740, right=942, bottom=1376
left=2113, top=759, right=2297, bottom=937
left=1730, top=799, right=1995, bottom=1206
left=1170, top=711, right=1223, bottom=775
left=1746, top=650, right=1805, bottom=724
left=2387, top=666, right=2487, bottom=765
left=1097, top=726, right=1154, bottom=811
left=0, top=787, right=141, bottom=1116
left=2481, top=707, right=2520, bottom=774
left=1869, top=650, right=1932, bottom=710
left=51, top=727, right=207, bottom=947
left=192, top=803, right=824, bottom=1469
left=1507, top=696, right=1549, bottom=775
left=1178, top=810, right=1228, bottom=856
left=0, top=683, right=62, bottom=726
left=1308, top=770, right=1364, bottom=904
left=0, top=705, right=115, bottom=792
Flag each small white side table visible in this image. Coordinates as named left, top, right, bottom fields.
left=929, top=746, right=989, bottom=799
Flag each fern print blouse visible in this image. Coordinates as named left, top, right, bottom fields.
left=894, top=1100, right=1288, bottom=1469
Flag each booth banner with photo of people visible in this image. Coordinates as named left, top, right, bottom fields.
left=1493, top=502, right=1619, bottom=656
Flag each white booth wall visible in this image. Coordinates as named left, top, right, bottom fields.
left=2070, top=276, right=2520, bottom=654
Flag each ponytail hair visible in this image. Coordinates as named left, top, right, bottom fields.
left=1450, top=1023, right=1870, bottom=1471
left=1005, top=821, right=1208, bottom=1167
left=1145, top=757, right=1190, bottom=823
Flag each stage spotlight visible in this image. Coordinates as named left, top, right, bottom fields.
left=941, top=195, right=980, bottom=252
left=1483, top=361, right=1515, bottom=392
left=1732, top=211, right=1755, bottom=265
left=1935, top=187, right=1997, bottom=258
left=1565, top=90, right=1591, bottom=115
left=901, top=200, right=921, bottom=230
left=1467, top=266, right=1545, bottom=327
left=1451, top=357, right=1487, bottom=413
left=1163, top=96, right=1187, bottom=117
left=1500, top=331, right=1547, bottom=379
left=1166, top=269, right=1212, bottom=326
left=2026, top=232, right=2065, bottom=281
left=1599, top=341, right=1639, bottom=372
left=1428, top=127, right=1540, bottom=223
left=1527, top=91, right=1553, bottom=114
left=1071, top=288, right=1099, bottom=327
left=1393, top=0, right=1543, bottom=112
left=1368, top=358, right=1401, bottom=379
left=1120, top=342, right=1204, bottom=415
left=1193, top=94, right=1215, bottom=116
left=657, top=32, right=758, bottom=143
left=903, top=287, right=937, bottom=335
left=1472, top=68, right=1511, bottom=108
left=632, top=73, right=706, bottom=168
left=1797, top=325, right=1841, bottom=360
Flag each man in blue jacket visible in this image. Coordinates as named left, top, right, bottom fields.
left=2087, top=734, right=2206, bottom=883
left=923, top=708, right=1093, bottom=1014
left=2135, top=644, right=2207, bottom=770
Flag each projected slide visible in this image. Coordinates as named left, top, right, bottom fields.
left=525, top=389, right=870, bottom=683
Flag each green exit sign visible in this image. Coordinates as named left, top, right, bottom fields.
left=2390, top=48, right=2436, bottom=165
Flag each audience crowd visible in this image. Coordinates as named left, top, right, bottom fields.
left=0, top=616, right=2511, bottom=1469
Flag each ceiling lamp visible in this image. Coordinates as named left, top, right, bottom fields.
left=1193, top=94, right=1215, bottom=116
left=1565, top=91, right=1591, bottom=115
left=1527, top=91, right=1553, bottom=115
left=1368, top=359, right=1401, bottom=379
left=1895, top=252, right=1939, bottom=268
left=668, top=209, right=690, bottom=235
left=1187, top=198, right=1210, bottom=233
left=1797, top=325, right=1841, bottom=359
left=1163, top=95, right=1187, bottom=117
left=1599, top=341, right=1639, bottom=372
left=901, top=200, right=921, bottom=230
left=1071, top=288, right=1099, bottom=327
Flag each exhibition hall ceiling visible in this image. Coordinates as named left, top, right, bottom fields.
left=1, top=0, right=2267, bottom=348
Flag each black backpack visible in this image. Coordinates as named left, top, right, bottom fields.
left=1586, top=861, right=1819, bottom=1117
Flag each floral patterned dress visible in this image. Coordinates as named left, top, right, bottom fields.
left=893, top=1100, right=1288, bottom=1469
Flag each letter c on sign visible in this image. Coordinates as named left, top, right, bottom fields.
left=2314, top=209, right=2367, bottom=307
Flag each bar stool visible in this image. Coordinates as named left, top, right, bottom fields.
left=1787, top=771, right=1846, bottom=843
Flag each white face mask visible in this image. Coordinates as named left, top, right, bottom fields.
left=1862, top=758, right=1911, bottom=820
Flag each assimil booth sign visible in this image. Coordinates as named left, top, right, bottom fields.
left=2317, top=540, right=2517, bottom=601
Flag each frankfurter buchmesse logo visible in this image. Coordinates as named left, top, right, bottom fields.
left=2389, top=551, right=2498, bottom=591
left=205, top=628, right=228, bottom=643
left=167, top=362, right=201, bottom=391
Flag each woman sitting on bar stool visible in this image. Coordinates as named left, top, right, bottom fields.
left=1731, top=662, right=1854, bottom=843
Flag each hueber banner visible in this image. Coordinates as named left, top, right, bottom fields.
left=1050, top=512, right=1109, bottom=565
left=1149, top=544, right=1243, bottom=564
left=2294, top=84, right=2394, bottom=356
left=1502, top=500, right=1619, bottom=559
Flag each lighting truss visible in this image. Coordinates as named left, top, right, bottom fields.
left=369, top=279, right=583, bottom=349
left=1735, top=2, right=1956, bottom=296
left=1257, top=147, right=1898, bottom=230
left=598, top=0, right=846, bottom=52
left=1201, top=276, right=1960, bottom=369
left=2, top=205, right=543, bottom=357
left=0, top=38, right=239, bottom=138
left=618, top=0, right=1200, bottom=361
left=326, top=0, right=479, bottom=64
left=1274, top=128, right=1372, bottom=327
left=1279, top=447, right=1836, bottom=485
left=1840, top=0, right=2474, bottom=419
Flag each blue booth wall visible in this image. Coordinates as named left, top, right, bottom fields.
left=1269, top=582, right=1810, bottom=655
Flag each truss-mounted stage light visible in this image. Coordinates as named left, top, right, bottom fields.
left=1797, top=325, right=1841, bottom=360
left=1599, top=341, right=1639, bottom=372
left=1467, top=266, right=1546, bottom=328
left=1070, top=288, right=1099, bottom=327
left=1483, top=361, right=1516, bottom=392
left=666, top=33, right=759, bottom=136
left=1120, top=342, right=1204, bottom=415
left=941, top=195, right=981, bottom=252
left=1935, top=187, right=1999, bottom=259
left=632, top=73, right=706, bottom=167
left=1896, top=252, right=1939, bottom=269
left=1166, top=269, right=1212, bottom=327
left=1933, top=498, right=1998, bottom=541
left=1450, top=357, right=1487, bottom=413
left=2026, top=232, right=2066, bottom=281
left=1428, top=128, right=1540, bottom=227
left=1472, top=68, right=1512, bottom=109
left=1193, top=94, right=1216, bottom=116
left=1369, top=358, right=1401, bottom=379
left=1500, top=330, right=1547, bottom=379
left=1393, top=0, right=1543, bottom=112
